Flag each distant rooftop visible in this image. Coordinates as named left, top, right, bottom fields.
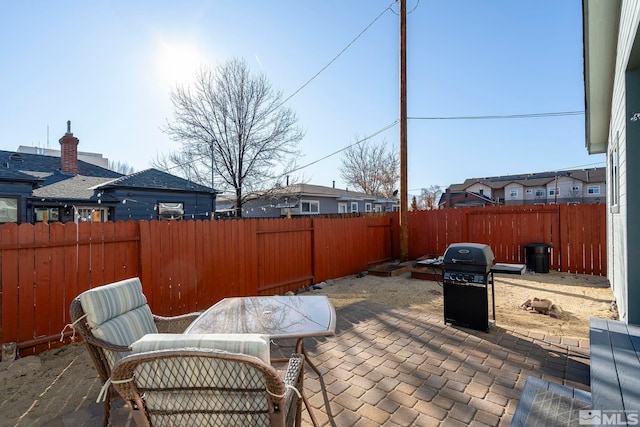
left=17, top=145, right=109, bottom=169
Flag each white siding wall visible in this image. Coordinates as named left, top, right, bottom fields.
left=556, top=177, right=580, bottom=200
left=523, top=187, right=546, bottom=202
left=607, top=0, right=640, bottom=322
left=504, top=183, right=523, bottom=205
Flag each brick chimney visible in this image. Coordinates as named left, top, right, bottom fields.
left=59, top=120, right=79, bottom=174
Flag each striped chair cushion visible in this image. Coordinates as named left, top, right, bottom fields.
left=92, top=305, right=157, bottom=347
left=79, top=277, right=158, bottom=366
left=79, top=277, right=152, bottom=327
left=131, top=333, right=271, bottom=363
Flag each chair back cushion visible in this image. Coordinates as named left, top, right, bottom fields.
left=79, top=278, right=158, bottom=355
left=131, top=333, right=270, bottom=363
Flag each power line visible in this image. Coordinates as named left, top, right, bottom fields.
left=279, top=2, right=396, bottom=107
left=555, top=161, right=606, bottom=170
left=408, top=111, right=584, bottom=120
left=282, top=111, right=589, bottom=177
left=163, top=109, right=591, bottom=181
left=282, top=120, right=399, bottom=176
left=162, top=3, right=396, bottom=176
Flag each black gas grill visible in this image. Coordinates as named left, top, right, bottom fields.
left=442, top=243, right=496, bottom=331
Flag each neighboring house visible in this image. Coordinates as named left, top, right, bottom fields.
left=217, top=183, right=399, bottom=218
left=439, top=168, right=606, bottom=208
left=583, top=0, right=640, bottom=324
left=0, top=166, right=42, bottom=223
left=0, top=122, right=216, bottom=224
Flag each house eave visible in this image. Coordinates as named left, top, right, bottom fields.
left=583, top=0, right=621, bottom=155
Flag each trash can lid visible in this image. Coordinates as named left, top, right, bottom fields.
left=525, top=242, right=552, bottom=248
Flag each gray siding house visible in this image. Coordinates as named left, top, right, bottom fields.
left=218, top=183, right=399, bottom=218
left=583, top=0, right=640, bottom=324
left=0, top=122, right=216, bottom=224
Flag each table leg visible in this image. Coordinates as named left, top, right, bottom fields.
left=296, top=339, right=323, bottom=378
left=272, top=340, right=321, bottom=427
left=296, top=339, right=323, bottom=427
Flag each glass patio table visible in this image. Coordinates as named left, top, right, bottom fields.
left=185, top=295, right=337, bottom=426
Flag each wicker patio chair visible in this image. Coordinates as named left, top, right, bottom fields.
left=110, top=336, right=304, bottom=427
left=69, top=277, right=200, bottom=427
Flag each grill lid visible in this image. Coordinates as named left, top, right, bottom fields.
left=443, top=243, right=495, bottom=272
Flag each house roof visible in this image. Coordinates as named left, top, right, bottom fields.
left=1, top=149, right=213, bottom=204
left=0, top=166, right=43, bottom=183
left=32, top=174, right=117, bottom=200
left=583, top=0, right=621, bottom=155
left=567, top=167, right=606, bottom=183
left=94, top=168, right=214, bottom=193
left=0, top=149, right=122, bottom=179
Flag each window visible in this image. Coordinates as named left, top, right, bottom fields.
left=351, top=202, right=358, bottom=213
left=301, top=200, right=319, bottom=214
left=509, top=189, right=518, bottom=197
left=587, top=186, right=600, bottom=195
left=374, top=204, right=383, bottom=212
left=158, top=202, right=184, bottom=220
left=34, top=207, right=60, bottom=223
left=548, top=188, right=559, bottom=196
left=610, top=141, right=620, bottom=210
left=338, top=202, right=348, bottom=213
left=76, top=207, right=108, bottom=222
left=479, top=189, right=484, bottom=195
left=365, top=203, right=372, bottom=212
left=535, top=189, right=545, bottom=197
left=0, top=197, right=18, bottom=223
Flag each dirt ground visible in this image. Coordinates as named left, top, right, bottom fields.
left=0, top=269, right=616, bottom=426
left=314, top=269, right=616, bottom=339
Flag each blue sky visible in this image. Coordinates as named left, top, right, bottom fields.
left=0, top=1, right=604, bottom=197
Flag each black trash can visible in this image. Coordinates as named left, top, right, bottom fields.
left=524, top=243, right=551, bottom=273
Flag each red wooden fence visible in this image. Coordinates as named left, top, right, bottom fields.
left=0, top=215, right=392, bottom=356
left=401, top=204, right=606, bottom=275
left=0, top=205, right=605, bottom=356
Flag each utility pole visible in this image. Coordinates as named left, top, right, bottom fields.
left=399, top=0, right=409, bottom=261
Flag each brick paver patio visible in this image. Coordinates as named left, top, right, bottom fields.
left=32, top=300, right=590, bottom=427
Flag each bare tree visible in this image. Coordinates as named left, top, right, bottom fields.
left=151, top=151, right=209, bottom=186
left=339, top=137, right=399, bottom=198
left=420, top=185, right=443, bottom=210
left=109, top=160, right=134, bottom=175
left=162, top=58, right=304, bottom=217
